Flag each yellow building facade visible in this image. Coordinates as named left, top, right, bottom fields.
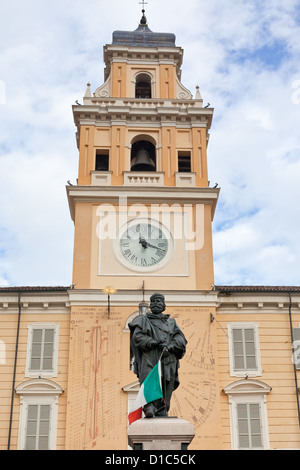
left=1, top=12, right=300, bottom=451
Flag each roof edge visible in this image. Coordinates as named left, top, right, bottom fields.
left=0, top=286, right=70, bottom=293
left=215, top=285, right=300, bottom=293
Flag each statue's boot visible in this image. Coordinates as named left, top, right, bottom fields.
left=143, top=403, right=156, bottom=418
left=150, top=397, right=167, bottom=417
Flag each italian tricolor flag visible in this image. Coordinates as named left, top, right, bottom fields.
left=128, top=360, right=163, bottom=425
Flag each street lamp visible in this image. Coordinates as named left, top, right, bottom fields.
left=102, top=286, right=117, bottom=318
left=138, top=281, right=148, bottom=315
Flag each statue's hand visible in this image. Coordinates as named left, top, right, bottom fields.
left=149, top=340, right=162, bottom=349
left=158, top=341, right=169, bottom=350
left=149, top=340, right=168, bottom=350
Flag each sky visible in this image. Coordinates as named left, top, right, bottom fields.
left=0, top=0, right=299, bottom=287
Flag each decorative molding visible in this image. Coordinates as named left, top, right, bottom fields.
left=103, top=44, right=184, bottom=81
left=94, top=75, right=111, bottom=99
left=15, top=378, right=64, bottom=396
left=217, top=292, right=300, bottom=314
left=0, top=291, right=70, bottom=314
left=16, top=378, right=63, bottom=450
left=122, top=381, right=140, bottom=393
left=223, top=379, right=272, bottom=396
left=91, top=171, right=112, bottom=186
left=67, top=289, right=219, bottom=307
left=72, top=98, right=214, bottom=135
left=66, top=185, right=220, bottom=222
left=175, top=75, right=192, bottom=100
left=175, top=172, right=196, bottom=187
left=223, top=379, right=271, bottom=450
left=124, top=311, right=139, bottom=331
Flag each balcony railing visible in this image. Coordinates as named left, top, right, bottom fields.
left=123, top=171, right=164, bottom=186
left=90, top=171, right=197, bottom=187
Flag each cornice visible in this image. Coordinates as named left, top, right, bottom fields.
left=1, top=287, right=299, bottom=314
left=68, top=288, right=219, bottom=307
left=103, top=44, right=184, bottom=79
left=0, top=289, right=71, bottom=313
left=73, top=99, right=213, bottom=133
left=216, top=290, right=300, bottom=313
left=66, top=185, right=220, bottom=222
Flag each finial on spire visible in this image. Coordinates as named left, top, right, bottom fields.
left=139, top=1, right=148, bottom=24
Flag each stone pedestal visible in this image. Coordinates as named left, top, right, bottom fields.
left=128, top=417, right=195, bottom=450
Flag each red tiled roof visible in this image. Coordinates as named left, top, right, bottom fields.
left=0, top=285, right=299, bottom=294
left=215, top=285, right=300, bottom=293
left=0, top=286, right=69, bottom=292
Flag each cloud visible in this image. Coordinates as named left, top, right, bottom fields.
left=0, top=0, right=299, bottom=287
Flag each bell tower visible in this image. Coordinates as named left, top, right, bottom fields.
left=67, top=9, right=219, bottom=293
left=65, top=10, right=222, bottom=450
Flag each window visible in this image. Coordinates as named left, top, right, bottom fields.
left=25, top=404, right=51, bottom=450
left=135, top=73, right=152, bottom=99
left=223, top=379, right=271, bottom=450
left=16, top=379, right=63, bottom=450
left=228, top=323, right=261, bottom=377
left=236, top=403, right=263, bottom=449
left=178, top=152, right=191, bottom=173
left=95, top=150, right=109, bottom=171
left=26, top=323, right=59, bottom=378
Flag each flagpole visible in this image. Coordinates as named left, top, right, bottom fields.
left=159, top=347, right=167, bottom=413
left=159, top=346, right=167, bottom=362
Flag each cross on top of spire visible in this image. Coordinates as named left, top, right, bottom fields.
left=139, top=0, right=148, bottom=11
left=139, top=1, right=148, bottom=24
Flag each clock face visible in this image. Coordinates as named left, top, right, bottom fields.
left=117, top=219, right=172, bottom=271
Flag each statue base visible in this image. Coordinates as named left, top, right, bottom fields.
left=128, top=417, right=195, bottom=450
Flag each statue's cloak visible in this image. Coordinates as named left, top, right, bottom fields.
left=128, top=312, right=187, bottom=388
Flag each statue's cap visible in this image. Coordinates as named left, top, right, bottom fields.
left=150, top=293, right=165, bottom=302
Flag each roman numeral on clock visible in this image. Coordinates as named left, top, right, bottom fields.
left=123, top=248, right=131, bottom=257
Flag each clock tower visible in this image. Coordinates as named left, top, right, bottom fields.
left=65, top=10, right=222, bottom=450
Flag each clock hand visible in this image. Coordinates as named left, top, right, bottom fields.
left=139, top=236, right=148, bottom=249
left=146, top=242, right=166, bottom=251
left=139, top=236, right=166, bottom=252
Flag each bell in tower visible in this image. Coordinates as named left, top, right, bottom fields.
left=130, top=140, right=156, bottom=172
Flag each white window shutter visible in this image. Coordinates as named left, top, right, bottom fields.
left=293, top=328, right=300, bottom=370
left=25, top=404, right=51, bottom=450
left=232, top=327, right=257, bottom=372
left=237, top=403, right=263, bottom=449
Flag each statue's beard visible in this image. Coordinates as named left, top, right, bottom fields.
left=150, top=305, right=165, bottom=314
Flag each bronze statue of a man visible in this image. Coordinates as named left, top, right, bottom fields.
left=129, top=293, right=187, bottom=418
